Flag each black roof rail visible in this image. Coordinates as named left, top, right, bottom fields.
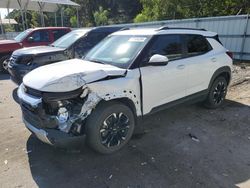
left=157, top=26, right=207, bottom=31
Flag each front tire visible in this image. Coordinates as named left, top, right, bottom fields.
left=86, top=101, right=135, bottom=154
left=0, top=55, right=10, bottom=73
left=204, top=76, right=228, bottom=109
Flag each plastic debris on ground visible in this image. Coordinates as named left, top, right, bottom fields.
left=188, top=133, right=200, bottom=142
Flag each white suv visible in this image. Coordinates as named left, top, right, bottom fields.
left=17, top=27, right=233, bottom=153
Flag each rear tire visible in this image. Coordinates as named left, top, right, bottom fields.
left=0, top=55, right=10, bottom=73
left=86, top=101, right=135, bottom=154
left=204, top=76, right=228, bottom=109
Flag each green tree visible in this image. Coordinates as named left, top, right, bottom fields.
left=93, top=6, right=109, bottom=26
left=64, top=0, right=142, bottom=26
left=134, top=0, right=250, bottom=23
left=134, top=0, right=183, bottom=22
left=70, top=16, right=78, bottom=27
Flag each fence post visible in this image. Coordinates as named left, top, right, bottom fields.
left=195, top=19, right=200, bottom=28
left=77, top=8, right=79, bottom=28
left=240, top=14, right=249, bottom=62
left=54, top=12, right=57, bottom=27
left=0, top=14, right=5, bottom=39
left=61, top=7, right=64, bottom=27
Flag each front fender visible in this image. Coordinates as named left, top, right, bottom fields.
left=86, top=69, right=142, bottom=116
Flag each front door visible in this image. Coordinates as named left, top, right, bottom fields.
left=139, top=34, right=187, bottom=114
left=24, top=30, right=51, bottom=47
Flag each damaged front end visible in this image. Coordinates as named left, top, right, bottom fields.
left=18, top=84, right=101, bottom=146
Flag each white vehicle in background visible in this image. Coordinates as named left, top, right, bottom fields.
left=17, top=27, right=233, bottom=154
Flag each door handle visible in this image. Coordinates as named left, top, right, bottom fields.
left=177, top=65, right=185, bottom=70
left=211, top=57, right=217, bottom=62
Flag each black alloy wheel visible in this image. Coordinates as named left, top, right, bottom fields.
left=86, top=101, right=135, bottom=154
left=100, top=112, right=130, bottom=148
left=0, top=55, right=10, bottom=73
left=212, top=80, right=227, bottom=105
left=204, top=76, right=228, bottom=109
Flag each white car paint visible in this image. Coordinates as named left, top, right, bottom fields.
left=140, top=58, right=188, bottom=114
left=20, top=28, right=232, bottom=118
left=17, top=27, right=234, bottom=150
left=23, top=59, right=126, bottom=92
left=87, top=69, right=142, bottom=115
left=185, top=38, right=232, bottom=96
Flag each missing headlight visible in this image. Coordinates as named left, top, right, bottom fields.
left=42, top=87, right=83, bottom=102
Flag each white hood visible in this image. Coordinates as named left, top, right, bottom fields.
left=23, top=59, right=126, bottom=92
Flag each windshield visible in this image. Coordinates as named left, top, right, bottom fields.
left=51, top=29, right=90, bottom=48
left=14, top=29, right=32, bottom=42
left=84, top=35, right=150, bottom=69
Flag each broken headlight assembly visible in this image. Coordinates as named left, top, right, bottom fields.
left=42, top=88, right=88, bottom=135
left=42, top=87, right=83, bottom=102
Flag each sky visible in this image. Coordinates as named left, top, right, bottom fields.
left=0, top=8, right=13, bottom=18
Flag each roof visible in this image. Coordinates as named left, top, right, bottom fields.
left=29, top=27, right=70, bottom=30
left=0, top=0, right=79, bottom=13
left=111, top=27, right=218, bottom=37
left=31, top=0, right=79, bottom=6
left=74, top=28, right=92, bottom=31
left=0, top=19, right=18, bottom=25
left=71, top=28, right=92, bottom=34
left=92, top=26, right=125, bottom=32
left=0, top=0, right=57, bottom=12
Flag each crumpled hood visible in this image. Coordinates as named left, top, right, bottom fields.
left=23, top=59, right=126, bottom=92
left=13, top=46, right=64, bottom=56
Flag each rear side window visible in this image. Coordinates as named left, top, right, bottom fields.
left=146, top=34, right=183, bottom=60
left=186, top=35, right=211, bottom=56
left=52, top=29, right=68, bottom=41
left=85, top=32, right=109, bottom=47
left=74, top=32, right=109, bottom=57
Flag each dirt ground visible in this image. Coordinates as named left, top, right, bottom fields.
left=0, top=65, right=249, bottom=188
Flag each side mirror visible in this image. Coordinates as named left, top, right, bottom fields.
left=148, top=54, right=169, bottom=66
left=27, top=37, right=34, bottom=42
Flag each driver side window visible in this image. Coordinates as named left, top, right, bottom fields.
left=146, top=35, right=183, bottom=61
left=29, top=30, right=49, bottom=42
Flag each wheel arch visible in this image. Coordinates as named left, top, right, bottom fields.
left=90, top=97, right=142, bottom=134
left=95, top=97, right=137, bottom=119
left=0, top=52, right=12, bottom=59
left=208, top=66, right=232, bottom=89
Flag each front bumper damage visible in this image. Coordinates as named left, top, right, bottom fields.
left=23, top=118, right=85, bottom=146
left=17, top=84, right=98, bottom=146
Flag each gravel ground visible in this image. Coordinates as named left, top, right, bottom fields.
left=0, top=65, right=249, bottom=188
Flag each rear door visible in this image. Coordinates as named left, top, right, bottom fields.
left=139, top=34, right=188, bottom=114
left=183, top=34, right=214, bottom=96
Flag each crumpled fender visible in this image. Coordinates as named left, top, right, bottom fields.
left=81, top=69, right=142, bottom=117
